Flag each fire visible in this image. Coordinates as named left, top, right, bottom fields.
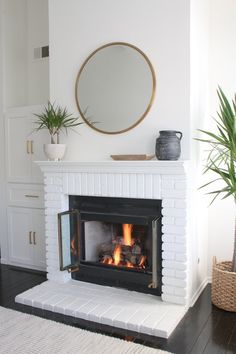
left=122, top=224, right=132, bottom=246
left=70, top=238, right=77, bottom=256
left=113, top=245, right=121, bottom=265
left=139, top=255, right=146, bottom=268
left=99, top=223, right=147, bottom=270
left=126, top=261, right=134, bottom=268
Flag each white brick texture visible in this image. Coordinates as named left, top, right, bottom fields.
left=37, top=161, right=191, bottom=306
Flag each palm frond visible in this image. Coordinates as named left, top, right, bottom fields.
left=196, top=87, right=236, bottom=203
left=34, top=101, right=83, bottom=142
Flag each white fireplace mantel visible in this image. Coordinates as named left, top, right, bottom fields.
left=15, top=160, right=194, bottom=338
left=36, top=160, right=191, bottom=175
left=35, top=160, right=192, bottom=307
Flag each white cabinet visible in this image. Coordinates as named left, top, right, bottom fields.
left=8, top=207, right=46, bottom=271
left=6, top=105, right=48, bottom=183
left=5, top=105, right=47, bottom=271
left=32, top=209, right=46, bottom=270
left=7, top=183, right=44, bottom=209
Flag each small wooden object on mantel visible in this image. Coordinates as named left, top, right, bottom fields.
left=110, top=154, right=155, bottom=161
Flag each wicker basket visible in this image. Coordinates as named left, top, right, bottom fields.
left=211, top=256, right=236, bottom=312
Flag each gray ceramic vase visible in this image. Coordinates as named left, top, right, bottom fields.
left=155, top=130, right=183, bottom=160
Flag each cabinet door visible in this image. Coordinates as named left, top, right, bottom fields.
left=6, top=105, right=47, bottom=183
left=29, top=105, right=48, bottom=182
left=6, top=111, right=32, bottom=183
left=31, top=209, right=46, bottom=270
left=8, top=207, right=33, bottom=266
left=30, top=129, right=48, bottom=182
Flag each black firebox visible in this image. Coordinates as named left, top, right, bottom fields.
left=58, top=196, right=162, bottom=296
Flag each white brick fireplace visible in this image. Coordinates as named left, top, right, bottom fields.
left=16, top=160, right=193, bottom=338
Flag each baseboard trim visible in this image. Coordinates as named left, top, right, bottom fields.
left=0, top=258, right=8, bottom=265
left=207, top=276, right=212, bottom=284
left=8, top=264, right=46, bottom=276
left=190, top=277, right=209, bottom=307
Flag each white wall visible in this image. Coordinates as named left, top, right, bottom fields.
left=2, top=0, right=28, bottom=107
left=189, top=0, right=209, bottom=300
left=2, top=0, right=49, bottom=108
left=48, top=0, right=213, bottom=301
left=0, top=0, right=8, bottom=263
left=49, top=0, right=191, bottom=160
left=207, top=0, right=236, bottom=275
left=27, top=0, right=49, bottom=105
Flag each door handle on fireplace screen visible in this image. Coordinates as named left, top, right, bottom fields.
left=58, top=209, right=80, bottom=273
left=148, top=218, right=160, bottom=289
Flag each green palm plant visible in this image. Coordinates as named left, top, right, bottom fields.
left=34, top=102, right=83, bottom=144
left=197, top=87, right=236, bottom=272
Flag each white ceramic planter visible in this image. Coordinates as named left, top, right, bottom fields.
left=44, top=144, right=66, bottom=161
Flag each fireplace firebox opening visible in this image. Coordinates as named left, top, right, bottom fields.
left=58, top=196, right=162, bottom=296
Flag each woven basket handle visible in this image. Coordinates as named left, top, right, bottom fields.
left=213, top=256, right=217, bottom=267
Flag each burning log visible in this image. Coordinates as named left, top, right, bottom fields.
left=131, top=244, right=141, bottom=255
left=126, top=253, right=145, bottom=266
left=101, top=255, right=113, bottom=264
left=97, top=223, right=147, bottom=269
left=99, top=243, right=113, bottom=255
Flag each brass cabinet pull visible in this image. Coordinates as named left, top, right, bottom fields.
left=29, top=231, right=32, bottom=244
left=31, top=140, right=34, bottom=154
left=26, top=140, right=30, bottom=154
left=25, top=194, right=39, bottom=198
left=33, top=232, right=36, bottom=245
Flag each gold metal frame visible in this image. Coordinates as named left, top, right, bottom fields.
left=75, top=42, right=156, bottom=135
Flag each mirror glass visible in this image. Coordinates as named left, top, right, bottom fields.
left=75, top=42, right=156, bottom=134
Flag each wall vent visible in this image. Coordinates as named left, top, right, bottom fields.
left=33, top=45, right=49, bottom=60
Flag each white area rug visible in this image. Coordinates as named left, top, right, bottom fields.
left=0, top=307, right=171, bottom=354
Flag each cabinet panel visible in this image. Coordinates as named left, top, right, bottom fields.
left=32, top=209, right=46, bottom=269
left=8, top=207, right=46, bottom=271
left=6, top=114, right=31, bottom=182
left=6, top=105, right=47, bottom=183
left=8, top=183, right=44, bottom=208
left=30, top=129, right=49, bottom=181
left=29, top=105, right=48, bottom=182
left=8, top=207, right=33, bottom=266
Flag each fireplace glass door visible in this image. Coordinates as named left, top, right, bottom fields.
left=58, top=210, right=80, bottom=272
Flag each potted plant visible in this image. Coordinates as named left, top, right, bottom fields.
left=198, top=87, right=236, bottom=312
left=34, top=102, right=82, bottom=161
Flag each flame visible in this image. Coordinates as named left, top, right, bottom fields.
left=101, top=256, right=113, bottom=264
left=113, top=245, right=121, bottom=266
left=126, top=261, right=134, bottom=268
left=139, top=255, right=146, bottom=268
left=122, top=224, right=132, bottom=246
left=99, top=223, right=147, bottom=270
left=70, top=238, right=77, bottom=256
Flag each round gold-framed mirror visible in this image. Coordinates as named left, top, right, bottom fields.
left=75, top=42, right=156, bottom=135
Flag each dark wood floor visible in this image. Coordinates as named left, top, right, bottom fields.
left=0, top=264, right=236, bottom=354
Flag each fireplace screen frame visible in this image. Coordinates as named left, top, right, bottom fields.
left=58, top=196, right=162, bottom=296
left=58, top=209, right=80, bottom=272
